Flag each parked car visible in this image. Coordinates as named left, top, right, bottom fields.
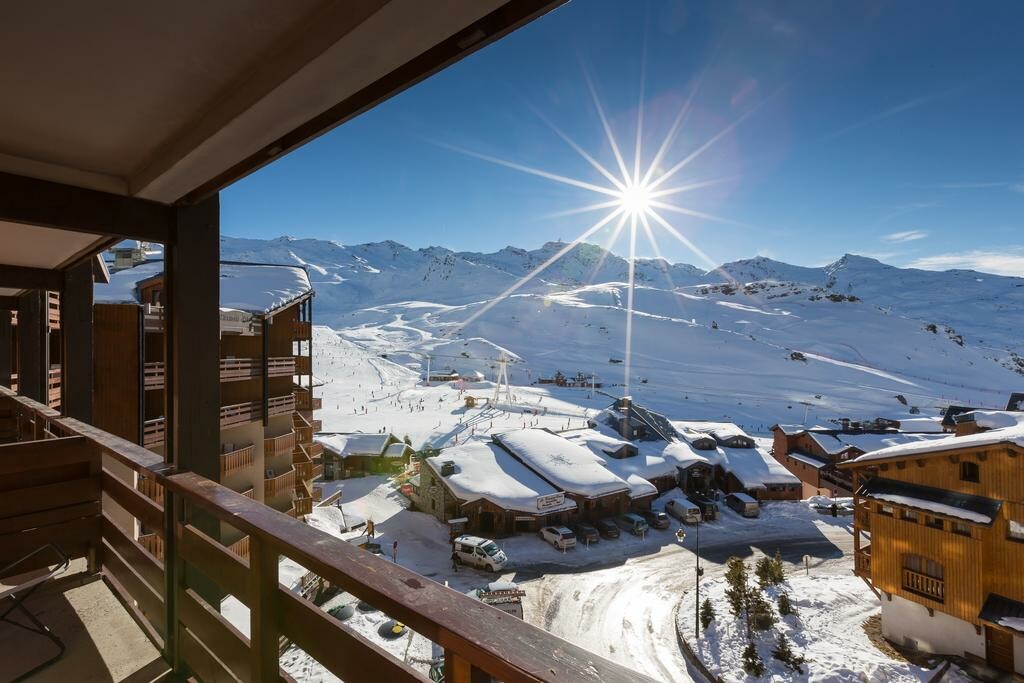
left=595, top=518, right=620, bottom=539
left=452, top=535, right=508, bottom=571
left=539, top=526, right=577, bottom=550
left=665, top=498, right=702, bottom=525
left=616, top=513, right=650, bottom=536
left=637, top=510, right=671, bottom=530
left=725, top=492, right=760, bottom=518
left=687, top=494, right=720, bottom=521
left=573, top=523, right=601, bottom=545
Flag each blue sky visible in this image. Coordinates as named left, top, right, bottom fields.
left=222, top=0, right=1024, bottom=274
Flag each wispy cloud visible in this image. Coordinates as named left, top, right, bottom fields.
left=1011, top=182, right=1024, bottom=193
left=908, top=248, right=1024, bottom=276
left=882, top=230, right=928, bottom=243
left=825, top=86, right=963, bottom=141
left=906, top=180, right=1024, bottom=191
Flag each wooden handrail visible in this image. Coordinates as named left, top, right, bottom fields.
left=264, top=430, right=295, bottom=455
left=902, top=568, right=944, bottom=601
left=220, top=444, right=255, bottom=477
left=268, top=394, right=295, bottom=417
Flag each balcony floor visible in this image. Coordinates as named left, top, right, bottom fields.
left=1, top=562, right=167, bottom=682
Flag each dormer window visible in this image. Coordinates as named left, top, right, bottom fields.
left=959, top=461, right=979, bottom=483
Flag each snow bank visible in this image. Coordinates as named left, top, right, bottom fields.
left=961, top=410, right=1024, bottom=430
left=494, top=429, right=630, bottom=497
left=426, top=441, right=576, bottom=513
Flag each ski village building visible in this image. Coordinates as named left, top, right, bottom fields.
left=841, top=408, right=1024, bottom=677
left=315, top=432, right=412, bottom=480
left=91, top=258, right=322, bottom=556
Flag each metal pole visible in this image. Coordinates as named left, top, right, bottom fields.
left=695, top=520, right=700, bottom=639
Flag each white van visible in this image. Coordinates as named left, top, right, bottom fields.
left=725, top=492, right=760, bottom=518
left=453, top=535, right=508, bottom=571
left=665, top=498, right=702, bottom=525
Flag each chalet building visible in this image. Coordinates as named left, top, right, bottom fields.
left=0, top=3, right=653, bottom=682
left=493, top=429, right=633, bottom=520
left=772, top=423, right=947, bottom=497
left=414, top=441, right=577, bottom=536
left=840, top=411, right=1024, bottom=676
left=90, top=260, right=322, bottom=544
left=315, top=432, right=411, bottom=480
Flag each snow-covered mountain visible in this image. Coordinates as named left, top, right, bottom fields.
left=221, top=235, right=1024, bottom=427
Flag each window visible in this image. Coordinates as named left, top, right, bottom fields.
left=902, top=554, right=945, bottom=602
left=877, top=504, right=894, bottom=517
left=1009, top=520, right=1024, bottom=542
left=925, top=516, right=944, bottom=530
left=901, top=509, right=918, bottom=523
left=960, top=461, right=980, bottom=483
left=952, top=521, right=971, bottom=536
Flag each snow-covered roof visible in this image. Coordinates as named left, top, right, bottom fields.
left=316, top=433, right=391, bottom=457
left=94, top=260, right=312, bottom=314
left=426, top=441, right=576, bottom=514
left=784, top=450, right=828, bottom=469
left=956, top=410, right=1024, bottom=430
left=807, top=432, right=853, bottom=456
left=848, top=424, right=1024, bottom=464
left=772, top=424, right=807, bottom=436
left=895, top=417, right=945, bottom=433
left=717, top=447, right=800, bottom=489
left=860, top=477, right=1000, bottom=524
left=835, top=432, right=946, bottom=454
left=493, top=429, right=631, bottom=498
left=562, top=429, right=685, bottom=499
left=383, top=442, right=411, bottom=458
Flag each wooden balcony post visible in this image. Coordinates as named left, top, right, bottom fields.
left=164, top=488, right=184, bottom=675
left=262, top=318, right=269, bottom=426
left=16, top=290, right=47, bottom=402
left=249, top=534, right=279, bottom=680
left=444, top=651, right=489, bottom=683
left=0, top=309, right=11, bottom=387
left=61, top=259, right=93, bottom=421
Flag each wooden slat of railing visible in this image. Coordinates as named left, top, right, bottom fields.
left=0, top=514, right=100, bottom=568
left=248, top=534, right=279, bottom=681
left=180, top=588, right=252, bottom=681
left=180, top=525, right=252, bottom=605
left=101, top=514, right=165, bottom=597
left=0, top=500, right=99, bottom=534
left=165, top=472, right=652, bottom=683
left=278, top=587, right=427, bottom=682
left=0, top=476, right=100, bottom=519
left=0, top=436, right=92, bottom=476
left=102, top=469, right=164, bottom=532
left=58, top=416, right=171, bottom=477
left=101, top=538, right=166, bottom=639
left=180, top=624, right=235, bottom=683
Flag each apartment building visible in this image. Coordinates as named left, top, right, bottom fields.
left=840, top=407, right=1024, bottom=676
left=92, top=258, right=322, bottom=553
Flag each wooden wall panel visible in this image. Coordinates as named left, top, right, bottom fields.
left=873, top=448, right=1024, bottom=503
left=94, top=304, right=140, bottom=442
left=268, top=305, right=298, bottom=357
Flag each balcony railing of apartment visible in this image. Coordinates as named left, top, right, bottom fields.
left=48, top=365, right=61, bottom=409
left=264, top=430, right=296, bottom=456
left=220, top=443, right=254, bottom=477
left=311, top=463, right=324, bottom=481
left=294, top=355, right=311, bottom=375
left=265, top=467, right=296, bottom=498
left=229, top=535, right=250, bottom=561
left=307, top=441, right=324, bottom=459
left=292, top=319, right=311, bottom=340
left=311, top=396, right=322, bottom=411
left=240, top=487, right=255, bottom=499
left=139, top=533, right=165, bottom=560
left=268, top=394, right=295, bottom=418
left=48, top=291, right=60, bottom=329
left=143, top=417, right=165, bottom=447
left=139, top=474, right=166, bottom=507
left=294, top=388, right=312, bottom=412
left=143, top=304, right=164, bottom=333
left=268, top=356, right=296, bottom=377
left=220, top=400, right=262, bottom=429
left=144, top=357, right=297, bottom=390
left=293, top=445, right=313, bottom=481
left=0, top=386, right=644, bottom=683
left=854, top=546, right=871, bottom=577
left=292, top=412, right=313, bottom=445
left=311, top=418, right=322, bottom=432
left=903, top=569, right=945, bottom=602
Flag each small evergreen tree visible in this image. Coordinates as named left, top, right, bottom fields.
left=742, top=643, right=764, bottom=676
left=772, top=632, right=806, bottom=674
left=748, top=590, right=776, bottom=632
left=700, top=598, right=716, bottom=630
left=755, top=556, right=775, bottom=589
left=777, top=592, right=794, bottom=616
left=772, top=549, right=785, bottom=583
left=724, top=557, right=749, bottom=618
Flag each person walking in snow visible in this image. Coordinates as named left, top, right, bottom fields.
left=451, top=550, right=459, bottom=572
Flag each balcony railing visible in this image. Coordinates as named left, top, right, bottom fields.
left=311, top=418, right=322, bottom=432
left=240, top=487, right=255, bottom=499
left=292, top=319, right=311, bottom=340
left=48, top=365, right=61, bottom=409
left=139, top=533, right=165, bottom=560
left=294, top=444, right=313, bottom=481
left=854, top=546, right=871, bottom=577
left=220, top=400, right=261, bottom=428
left=0, top=386, right=645, bottom=683
left=293, top=412, right=313, bottom=444
left=143, top=417, right=165, bottom=446
left=144, top=356, right=297, bottom=389
left=311, top=396, right=322, bottom=410
left=903, top=569, right=944, bottom=602
left=294, top=388, right=312, bottom=411
left=268, top=394, right=295, bottom=417
left=264, top=430, right=295, bottom=456
left=307, top=441, right=324, bottom=458
left=220, top=443, right=254, bottom=477
left=48, top=291, right=60, bottom=329
left=139, top=475, right=165, bottom=507
left=295, top=355, right=311, bottom=375
left=268, top=356, right=295, bottom=377
left=265, top=467, right=296, bottom=498
left=312, top=463, right=324, bottom=481
left=229, top=535, right=250, bottom=560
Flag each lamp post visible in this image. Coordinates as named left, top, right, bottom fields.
left=676, top=522, right=704, bottom=638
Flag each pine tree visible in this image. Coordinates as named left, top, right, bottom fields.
left=700, top=598, right=716, bottom=630
left=748, top=589, right=776, bottom=632
left=742, top=642, right=764, bottom=676
left=755, top=556, right=775, bottom=589
left=777, top=592, right=794, bottom=616
left=772, top=549, right=785, bottom=584
left=772, top=632, right=806, bottom=674
left=724, top=557, right=749, bottom=618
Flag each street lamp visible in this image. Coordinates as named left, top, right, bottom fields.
left=676, top=523, right=704, bottom=638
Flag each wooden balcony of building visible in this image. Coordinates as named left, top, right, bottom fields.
left=311, top=463, right=324, bottom=481
left=220, top=443, right=254, bottom=477
left=311, top=418, right=322, bottom=432
left=292, top=412, right=313, bottom=445
left=294, top=387, right=313, bottom=411
left=264, top=430, right=296, bottom=456
left=265, top=466, right=296, bottom=498
left=294, top=355, right=311, bottom=375
left=144, top=356, right=297, bottom=390
left=143, top=304, right=164, bottom=332
left=47, top=291, right=60, bottom=329
left=903, top=569, right=945, bottom=603
left=220, top=400, right=261, bottom=428
left=311, top=396, right=322, bottom=411
left=308, top=441, right=324, bottom=458
left=293, top=444, right=313, bottom=481
left=268, top=393, right=295, bottom=418
left=292, top=319, right=311, bottom=340
left=143, top=417, right=165, bottom=447
left=228, top=535, right=250, bottom=561
left=854, top=545, right=871, bottom=577
left=0, top=386, right=645, bottom=683
left=48, top=364, right=61, bottom=409
left=240, top=487, right=255, bottom=499
left=294, top=478, right=314, bottom=517
left=268, top=356, right=296, bottom=377
left=139, top=475, right=165, bottom=507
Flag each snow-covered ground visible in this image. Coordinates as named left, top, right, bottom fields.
left=679, top=573, right=938, bottom=682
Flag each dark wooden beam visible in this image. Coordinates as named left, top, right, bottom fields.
left=179, top=0, right=567, bottom=204
left=0, top=265, right=64, bottom=292
left=16, top=291, right=47, bottom=401
left=0, top=310, right=11, bottom=388
left=61, top=259, right=93, bottom=421
left=0, top=296, right=18, bottom=311
left=0, top=171, right=174, bottom=243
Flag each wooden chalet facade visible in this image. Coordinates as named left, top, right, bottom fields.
left=840, top=420, right=1024, bottom=676
left=316, top=432, right=411, bottom=480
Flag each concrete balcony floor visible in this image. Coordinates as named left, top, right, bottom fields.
left=1, top=562, right=167, bottom=682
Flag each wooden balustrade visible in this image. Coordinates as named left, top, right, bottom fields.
left=267, top=394, right=295, bottom=417
left=294, top=496, right=313, bottom=516
left=240, top=487, right=255, bottom=499
left=48, top=365, right=61, bottom=409
left=267, top=356, right=295, bottom=377
left=48, top=291, right=60, bottom=329
left=311, top=464, right=324, bottom=481
left=144, top=357, right=295, bottom=389
left=902, top=569, right=944, bottom=602
left=220, top=400, right=261, bottom=428
left=264, top=430, right=295, bottom=455
left=0, top=386, right=648, bottom=683
left=307, top=441, right=324, bottom=458
left=264, top=467, right=296, bottom=498
left=311, top=397, right=322, bottom=410
left=220, top=444, right=254, bottom=477
left=294, top=389, right=312, bottom=411
left=143, top=361, right=164, bottom=389
left=139, top=475, right=165, bottom=507
left=854, top=547, right=871, bottom=577
left=143, top=417, right=165, bottom=446
left=311, top=419, right=322, bottom=432
left=292, top=319, right=311, bottom=340
left=294, top=355, right=311, bottom=375
left=229, top=535, right=251, bottom=560
left=139, top=533, right=165, bottom=561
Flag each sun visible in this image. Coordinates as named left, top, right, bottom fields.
left=617, top=181, right=652, bottom=217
